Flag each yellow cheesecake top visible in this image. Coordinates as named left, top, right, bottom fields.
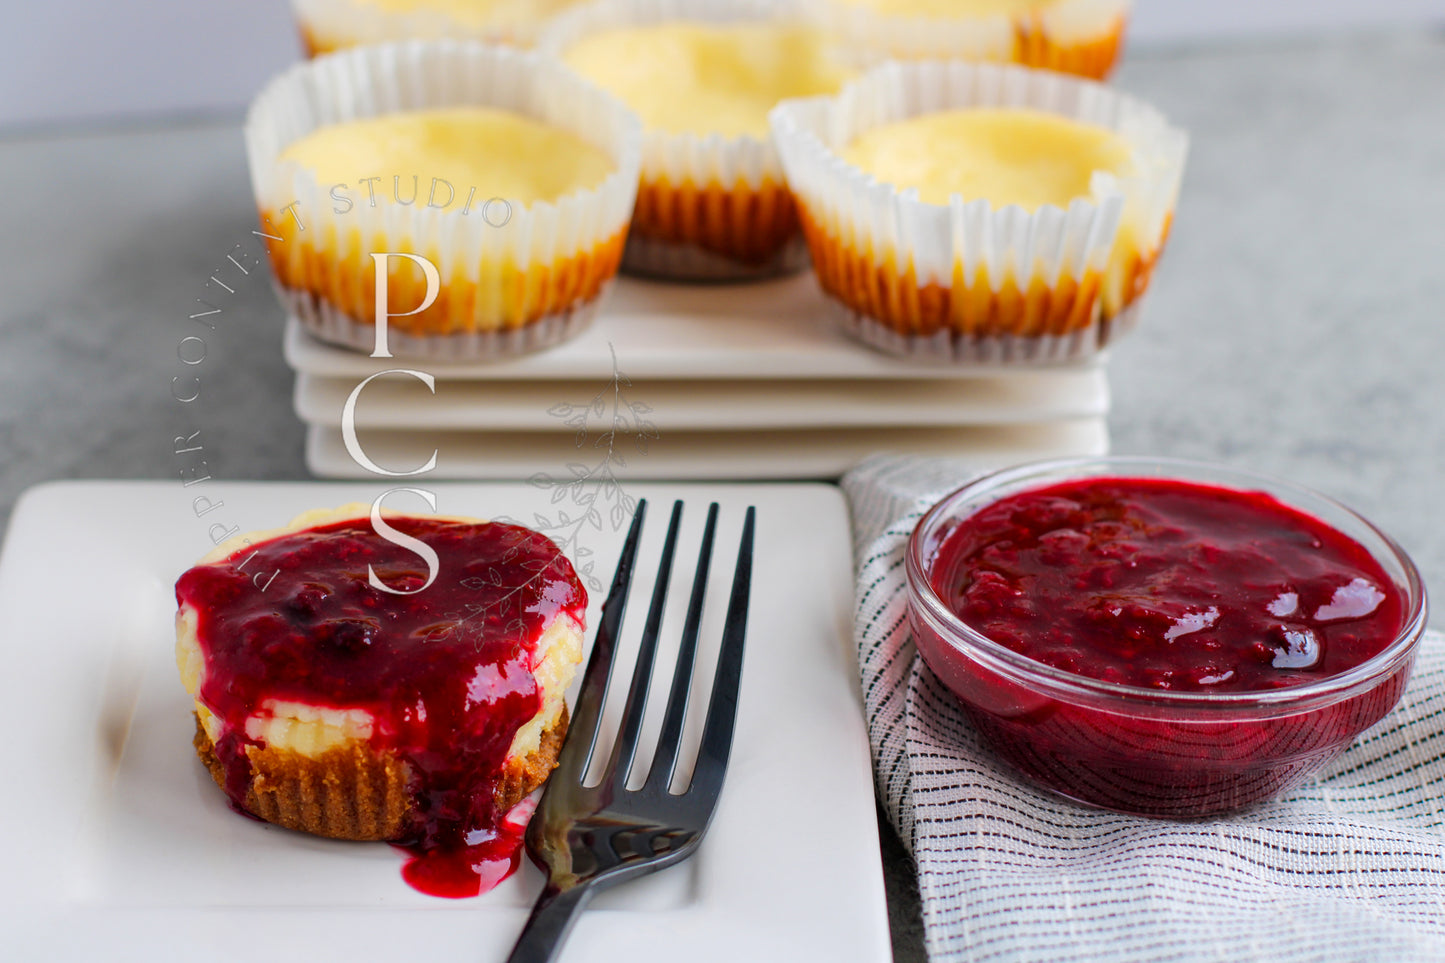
left=279, top=107, right=614, bottom=206
left=356, top=0, right=583, bottom=29
left=832, top=0, right=1062, bottom=16
left=562, top=23, right=855, bottom=138
left=841, top=108, right=1135, bottom=210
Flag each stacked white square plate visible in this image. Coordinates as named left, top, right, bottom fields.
left=287, top=273, right=1110, bottom=479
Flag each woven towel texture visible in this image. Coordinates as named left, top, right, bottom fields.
left=844, top=455, right=1445, bottom=963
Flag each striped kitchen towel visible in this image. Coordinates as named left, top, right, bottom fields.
left=844, top=454, right=1445, bottom=963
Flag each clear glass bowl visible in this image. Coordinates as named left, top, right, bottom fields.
left=905, top=456, right=1428, bottom=818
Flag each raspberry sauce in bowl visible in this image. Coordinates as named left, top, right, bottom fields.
left=906, top=457, right=1427, bottom=817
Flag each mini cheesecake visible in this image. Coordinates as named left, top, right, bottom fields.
left=836, top=106, right=1148, bottom=320
left=245, top=43, right=642, bottom=360
left=174, top=505, right=585, bottom=892
left=264, top=104, right=619, bottom=349
left=548, top=8, right=857, bottom=279
left=769, top=60, right=1186, bottom=363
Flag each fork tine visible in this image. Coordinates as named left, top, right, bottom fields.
left=686, top=506, right=754, bottom=801
left=553, top=498, right=647, bottom=782
left=644, top=502, right=719, bottom=794
left=511, top=504, right=758, bottom=963
left=604, top=500, right=684, bottom=787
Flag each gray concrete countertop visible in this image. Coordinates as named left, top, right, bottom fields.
left=3, top=29, right=1442, bottom=962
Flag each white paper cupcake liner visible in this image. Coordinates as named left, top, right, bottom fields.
left=769, top=59, right=1187, bottom=365
left=539, top=0, right=859, bottom=281
left=821, top=0, right=1131, bottom=80
left=291, top=0, right=584, bottom=53
left=832, top=297, right=1140, bottom=365
left=244, top=41, right=642, bottom=360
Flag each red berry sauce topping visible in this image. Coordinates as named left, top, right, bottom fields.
left=175, top=515, right=586, bottom=897
left=933, top=478, right=1404, bottom=692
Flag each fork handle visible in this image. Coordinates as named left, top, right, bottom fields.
left=506, top=881, right=595, bottom=963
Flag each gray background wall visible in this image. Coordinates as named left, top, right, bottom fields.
left=3, top=0, right=1444, bottom=131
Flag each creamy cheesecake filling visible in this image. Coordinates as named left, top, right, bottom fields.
left=841, top=107, right=1136, bottom=211
left=562, top=23, right=855, bottom=139
left=278, top=107, right=615, bottom=208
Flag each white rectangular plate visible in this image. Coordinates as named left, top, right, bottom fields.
left=0, top=481, right=890, bottom=963
left=293, top=368, right=1110, bottom=432
left=283, top=274, right=1109, bottom=381
left=305, top=420, right=1110, bottom=480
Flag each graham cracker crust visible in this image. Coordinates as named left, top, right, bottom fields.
left=193, top=706, right=569, bottom=841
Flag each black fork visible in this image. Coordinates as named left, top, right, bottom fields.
left=506, top=499, right=756, bottom=963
